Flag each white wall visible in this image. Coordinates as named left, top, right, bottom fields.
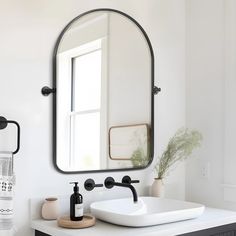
left=0, top=1, right=186, bottom=235
left=222, top=0, right=236, bottom=204
left=186, top=0, right=236, bottom=210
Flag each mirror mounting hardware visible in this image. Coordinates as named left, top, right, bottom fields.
left=153, top=86, right=161, bottom=95
left=41, top=86, right=56, bottom=96
left=84, top=179, right=103, bottom=191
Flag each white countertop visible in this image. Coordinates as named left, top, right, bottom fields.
left=31, top=207, right=236, bottom=236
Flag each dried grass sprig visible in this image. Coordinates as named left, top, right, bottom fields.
left=155, top=128, right=202, bottom=179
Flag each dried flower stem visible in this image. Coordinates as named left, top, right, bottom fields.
left=155, top=128, right=202, bottom=179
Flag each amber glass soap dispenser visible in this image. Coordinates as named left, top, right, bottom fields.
left=70, top=182, right=83, bottom=221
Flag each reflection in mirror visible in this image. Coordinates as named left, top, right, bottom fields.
left=109, top=124, right=150, bottom=168
left=54, top=9, right=154, bottom=173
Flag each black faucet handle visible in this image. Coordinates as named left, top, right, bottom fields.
left=84, top=178, right=103, bottom=191
left=104, top=177, right=115, bottom=189
left=122, top=175, right=140, bottom=184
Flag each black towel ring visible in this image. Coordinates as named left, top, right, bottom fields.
left=0, top=116, right=20, bottom=154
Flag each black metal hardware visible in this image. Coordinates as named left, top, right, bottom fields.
left=122, top=175, right=140, bottom=184
left=41, top=86, right=56, bottom=96
left=0, top=116, right=7, bottom=130
left=104, top=177, right=138, bottom=202
left=84, top=178, right=103, bottom=191
left=0, top=116, right=20, bottom=154
left=153, top=86, right=161, bottom=95
left=104, top=177, right=115, bottom=189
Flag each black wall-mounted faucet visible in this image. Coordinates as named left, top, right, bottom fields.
left=84, top=178, right=103, bottom=191
left=104, top=177, right=138, bottom=202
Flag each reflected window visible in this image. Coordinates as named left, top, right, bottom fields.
left=69, top=42, right=106, bottom=170
left=72, top=50, right=102, bottom=111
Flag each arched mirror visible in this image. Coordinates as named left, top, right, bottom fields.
left=50, top=9, right=157, bottom=173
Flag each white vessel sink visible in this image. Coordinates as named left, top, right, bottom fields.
left=90, top=196, right=205, bottom=227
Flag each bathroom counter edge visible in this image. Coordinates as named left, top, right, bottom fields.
left=31, top=207, right=236, bottom=236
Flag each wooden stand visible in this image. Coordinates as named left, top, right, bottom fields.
left=57, top=214, right=96, bottom=229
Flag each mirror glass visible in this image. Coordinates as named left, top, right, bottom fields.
left=54, top=9, right=154, bottom=173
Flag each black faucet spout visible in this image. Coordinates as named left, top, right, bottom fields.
left=113, top=182, right=138, bottom=202
left=104, top=177, right=138, bottom=202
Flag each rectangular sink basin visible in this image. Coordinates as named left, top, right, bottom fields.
left=90, top=196, right=205, bottom=227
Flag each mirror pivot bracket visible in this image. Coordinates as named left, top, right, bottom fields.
left=41, top=86, right=56, bottom=96
left=153, top=86, right=161, bottom=95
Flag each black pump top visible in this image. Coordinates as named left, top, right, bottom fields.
left=70, top=182, right=79, bottom=193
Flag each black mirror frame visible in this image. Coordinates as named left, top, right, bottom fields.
left=52, top=8, right=155, bottom=174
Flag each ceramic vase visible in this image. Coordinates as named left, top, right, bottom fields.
left=41, top=197, right=59, bottom=220
left=151, top=178, right=165, bottom=197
